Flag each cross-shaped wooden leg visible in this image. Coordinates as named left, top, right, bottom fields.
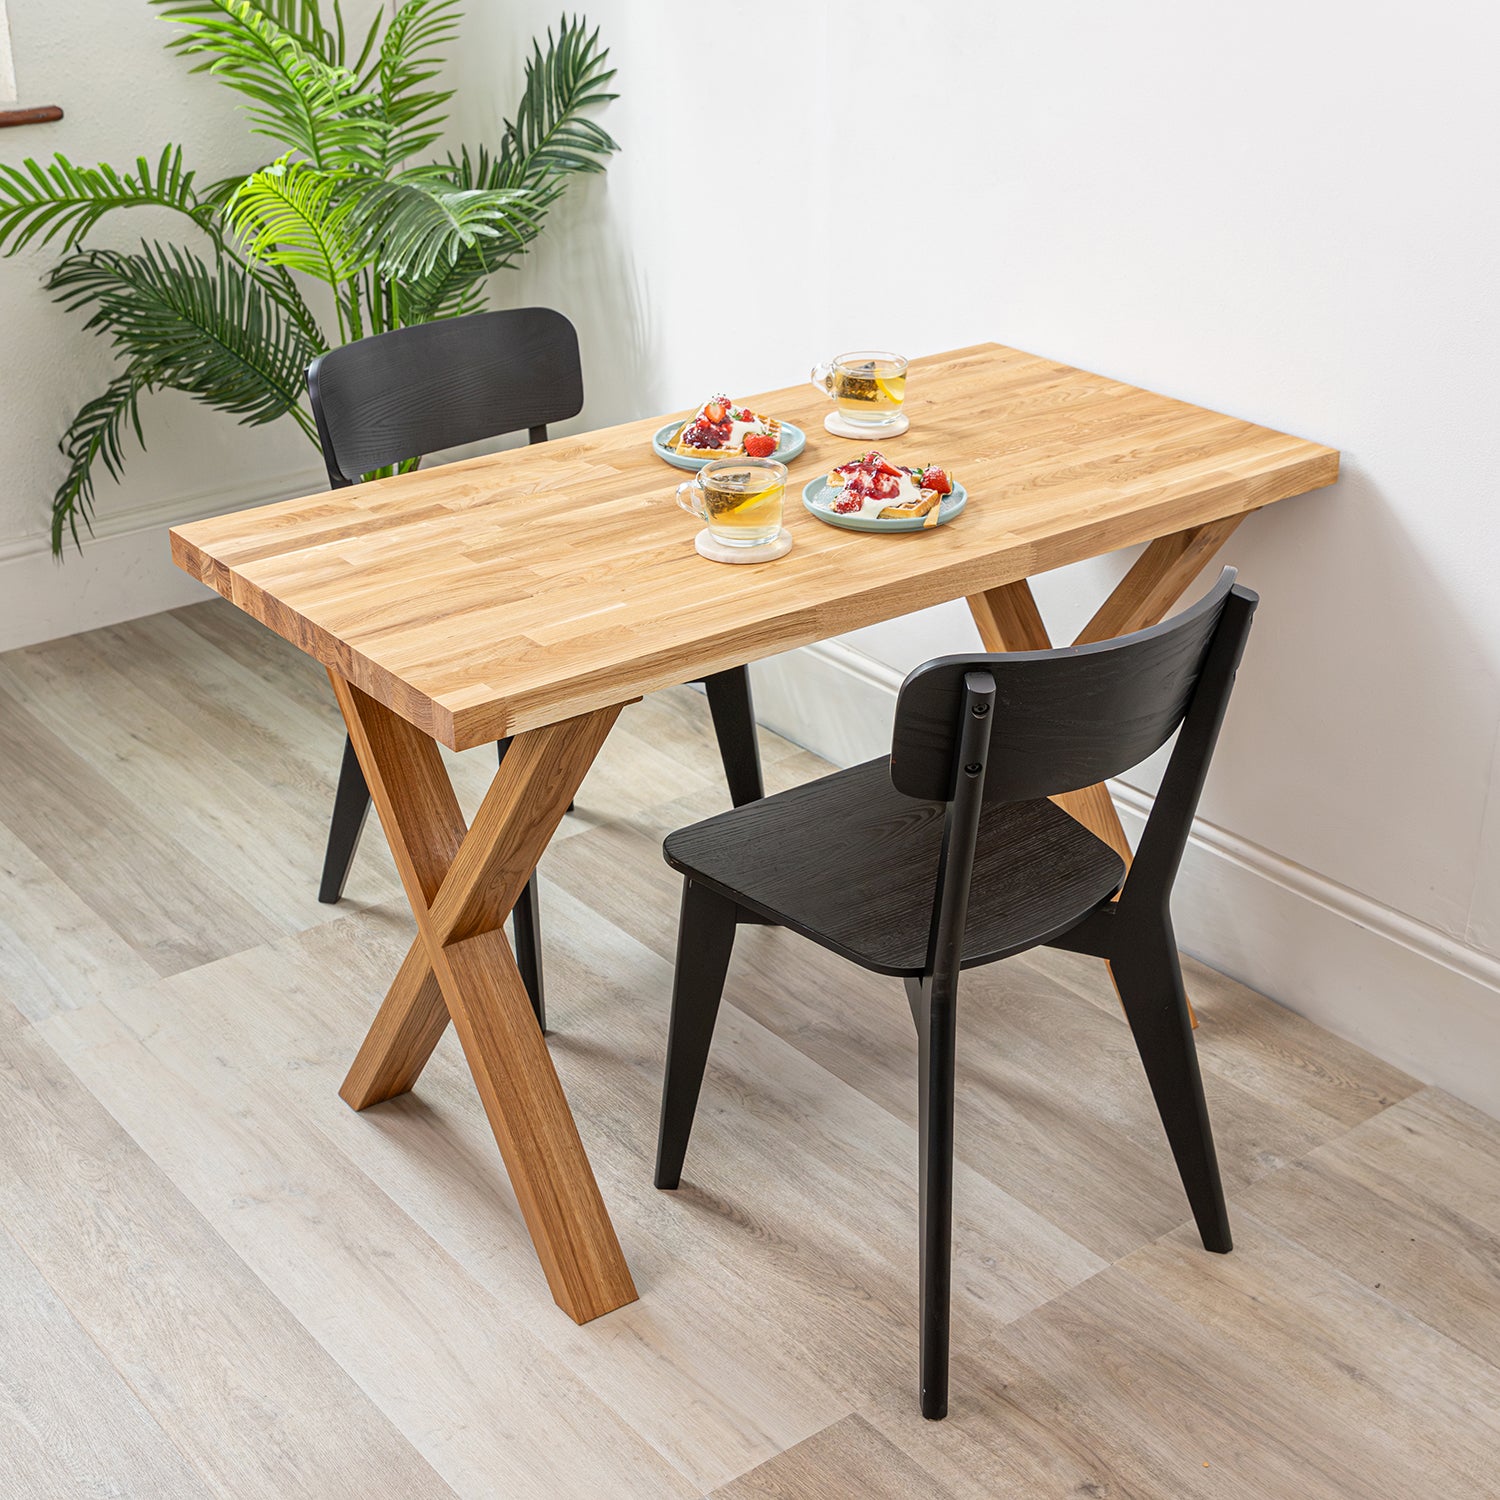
left=328, top=672, right=638, bottom=1324
left=968, top=516, right=1246, bottom=1022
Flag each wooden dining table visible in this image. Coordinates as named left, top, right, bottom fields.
left=170, top=341, right=1338, bottom=1327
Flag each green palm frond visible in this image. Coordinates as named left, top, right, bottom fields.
left=394, top=17, right=618, bottom=327
left=51, top=369, right=153, bottom=554
left=360, top=172, right=541, bottom=279
left=393, top=148, right=543, bottom=322
left=162, top=0, right=386, bottom=72
left=48, top=240, right=322, bottom=425
left=226, top=156, right=371, bottom=286
left=0, top=146, right=211, bottom=255
left=48, top=238, right=327, bottom=550
left=369, top=0, right=463, bottom=168
left=499, top=14, right=618, bottom=187
left=153, top=0, right=385, bottom=171
left=198, top=0, right=385, bottom=71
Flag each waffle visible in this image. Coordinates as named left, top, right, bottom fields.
left=827, top=458, right=948, bottom=525
left=670, top=398, right=783, bottom=459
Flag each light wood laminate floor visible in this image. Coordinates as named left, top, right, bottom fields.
left=1, top=600, right=1497, bottom=1499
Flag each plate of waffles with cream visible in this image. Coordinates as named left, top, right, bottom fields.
left=802, top=450, right=966, bottom=532
left=653, top=394, right=807, bottom=471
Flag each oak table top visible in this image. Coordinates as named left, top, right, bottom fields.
left=171, top=342, right=1338, bottom=751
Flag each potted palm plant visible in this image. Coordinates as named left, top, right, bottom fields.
left=0, top=0, right=617, bottom=553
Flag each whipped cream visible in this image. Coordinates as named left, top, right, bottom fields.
left=836, top=470, right=930, bottom=517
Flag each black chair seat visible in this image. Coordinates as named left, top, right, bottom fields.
left=664, top=759, right=1126, bottom=977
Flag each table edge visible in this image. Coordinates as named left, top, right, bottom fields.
left=171, top=442, right=1338, bottom=750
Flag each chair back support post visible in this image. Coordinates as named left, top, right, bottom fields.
left=924, top=671, right=996, bottom=994
left=1118, top=585, right=1258, bottom=921
left=307, top=360, right=355, bottom=490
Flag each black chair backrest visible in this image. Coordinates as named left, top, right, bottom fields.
left=890, top=569, right=1252, bottom=805
left=306, top=307, right=584, bottom=486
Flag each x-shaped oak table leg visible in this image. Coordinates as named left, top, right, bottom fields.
left=968, top=515, right=1247, bottom=1021
left=328, top=672, right=638, bottom=1324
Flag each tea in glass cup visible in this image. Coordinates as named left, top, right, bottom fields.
left=676, top=457, right=787, bottom=547
left=811, top=350, right=908, bottom=429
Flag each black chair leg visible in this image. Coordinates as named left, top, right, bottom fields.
left=1109, top=922, right=1232, bottom=1254
left=914, top=977, right=957, bottom=1421
left=703, top=667, right=764, bottom=806
left=319, top=734, right=372, bottom=904
left=496, top=737, right=546, bottom=1030
left=511, top=873, right=546, bottom=1032
left=655, top=880, right=739, bottom=1189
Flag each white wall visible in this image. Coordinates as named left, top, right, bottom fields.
left=457, top=0, right=1500, bottom=1113
left=2, top=2, right=1497, bottom=1111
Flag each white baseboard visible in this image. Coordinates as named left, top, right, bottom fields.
left=750, top=640, right=1500, bottom=1119
left=0, top=466, right=327, bottom=653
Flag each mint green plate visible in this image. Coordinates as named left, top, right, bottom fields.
left=652, top=419, right=806, bottom=472
left=802, top=475, right=967, bottom=532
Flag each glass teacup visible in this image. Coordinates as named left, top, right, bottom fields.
left=811, top=350, right=908, bottom=429
left=676, top=457, right=787, bottom=547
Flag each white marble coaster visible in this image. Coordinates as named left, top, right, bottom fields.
left=824, top=411, right=910, bottom=440
left=694, top=527, right=793, bottom=564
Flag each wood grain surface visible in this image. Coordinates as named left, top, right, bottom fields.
left=171, top=343, right=1338, bottom=749
left=331, top=675, right=636, bottom=1323
left=663, top=760, right=1124, bottom=975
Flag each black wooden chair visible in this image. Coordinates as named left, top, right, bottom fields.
left=307, top=307, right=765, bottom=1030
left=653, top=568, right=1256, bottom=1418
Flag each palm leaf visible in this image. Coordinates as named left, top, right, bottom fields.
left=51, top=369, right=152, bottom=554
left=0, top=146, right=211, bottom=255
left=396, top=21, right=617, bottom=324
left=498, top=14, right=618, bottom=187
left=391, top=148, right=543, bottom=322
left=358, top=173, right=541, bottom=280
left=47, top=241, right=324, bottom=551
left=369, top=0, right=463, bottom=168
left=165, top=0, right=386, bottom=71
left=48, top=240, right=322, bottom=425
left=153, top=0, right=385, bottom=171
left=226, top=157, right=371, bottom=285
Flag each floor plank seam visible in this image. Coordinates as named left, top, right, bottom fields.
left=15, top=1006, right=472, bottom=1493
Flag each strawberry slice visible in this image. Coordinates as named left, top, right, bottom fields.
left=703, top=397, right=728, bottom=425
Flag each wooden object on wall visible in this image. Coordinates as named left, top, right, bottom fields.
left=0, top=105, right=62, bottom=127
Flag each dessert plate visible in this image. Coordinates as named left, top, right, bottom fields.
left=802, top=475, right=967, bottom=532
left=653, top=420, right=806, bottom=472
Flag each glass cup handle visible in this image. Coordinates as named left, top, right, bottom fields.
left=675, top=478, right=707, bottom=521
left=810, top=359, right=835, bottom=397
